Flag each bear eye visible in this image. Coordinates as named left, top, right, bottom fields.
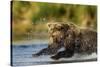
left=52, top=35, right=54, bottom=37
left=66, top=34, right=71, bottom=37
left=57, top=28, right=61, bottom=31
left=66, top=34, right=69, bottom=37
left=61, top=27, right=64, bottom=30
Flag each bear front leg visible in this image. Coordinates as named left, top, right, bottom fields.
left=51, top=48, right=74, bottom=60
left=50, top=30, right=76, bottom=60
left=32, top=47, right=50, bottom=57
left=32, top=46, right=59, bottom=57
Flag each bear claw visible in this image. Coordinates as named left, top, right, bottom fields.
left=51, top=56, right=60, bottom=60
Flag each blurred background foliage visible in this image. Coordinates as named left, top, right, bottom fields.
left=11, top=1, right=97, bottom=41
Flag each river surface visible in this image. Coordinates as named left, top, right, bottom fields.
left=11, top=40, right=97, bottom=66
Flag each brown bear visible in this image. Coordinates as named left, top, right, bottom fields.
left=32, top=22, right=97, bottom=60
left=49, top=22, right=97, bottom=60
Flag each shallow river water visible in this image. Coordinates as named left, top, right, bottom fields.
left=11, top=40, right=97, bottom=66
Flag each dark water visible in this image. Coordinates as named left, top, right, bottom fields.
left=12, top=41, right=97, bottom=66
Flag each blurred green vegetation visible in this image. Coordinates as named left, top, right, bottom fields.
left=11, top=1, right=97, bottom=41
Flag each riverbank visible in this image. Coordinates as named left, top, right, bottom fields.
left=12, top=39, right=49, bottom=45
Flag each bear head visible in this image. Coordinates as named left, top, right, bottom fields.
left=47, top=22, right=69, bottom=44
left=47, top=22, right=80, bottom=44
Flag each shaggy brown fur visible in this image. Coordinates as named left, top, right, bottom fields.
left=32, top=22, right=97, bottom=60
left=49, top=22, right=97, bottom=60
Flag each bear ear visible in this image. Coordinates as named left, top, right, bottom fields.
left=47, top=23, right=61, bottom=28
left=68, top=22, right=76, bottom=29
left=55, top=23, right=62, bottom=28
left=47, top=23, right=52, bottom=28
